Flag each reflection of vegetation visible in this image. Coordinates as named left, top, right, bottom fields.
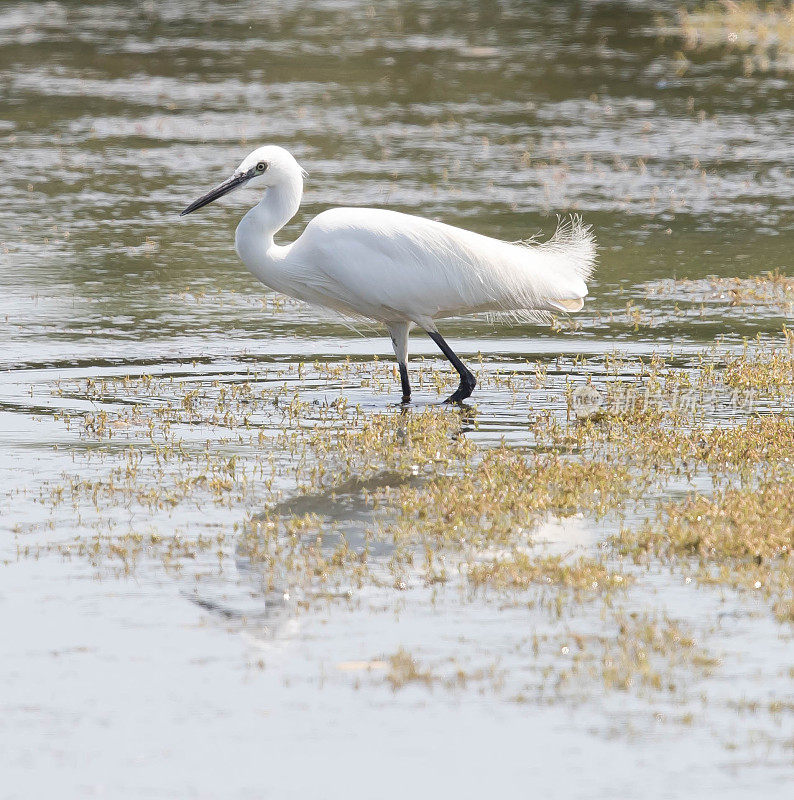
left=678, top=1, right=794, bottom=73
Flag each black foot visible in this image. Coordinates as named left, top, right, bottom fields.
left=400, top=393, right=411, bottom=404
left=426, top=330, right=478, bottom=404
left=444, top=373, right=477, bottom=404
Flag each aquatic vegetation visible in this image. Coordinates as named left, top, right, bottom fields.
left=618, top=474, right=794, bottom=621
left=723, top=331, right=794, bottom=391
left=7, top=319, right=792, bottom=732
left=385, top=649, right=435, bottom=691
left=645, top=273, right=794, bottom=313
left=595, top=612, right=718, bottom=694
left=620, top=475, right=793, bottom=562
left=389, top=449, right=637, bottom=544
left=677, top=1, right=794, bottom=73
left=466, top=552, right=629, bottom=594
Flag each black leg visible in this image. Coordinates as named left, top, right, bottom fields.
left=398, top=362, right=411, bottom=403
left=427, top=330, right=477, bottom=403
left=388, top=323, right=412, bottom=405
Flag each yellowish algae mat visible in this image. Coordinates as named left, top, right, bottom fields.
left=8, top=308, right=793, bottom=736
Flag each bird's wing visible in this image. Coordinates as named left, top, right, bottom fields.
left=284, top=208, right=596, bottom=325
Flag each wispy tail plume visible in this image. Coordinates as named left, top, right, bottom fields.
left=532, top=214, right=597, bottom=284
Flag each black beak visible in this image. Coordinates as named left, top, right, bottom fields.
left=180, top=170, right=252, bottom=216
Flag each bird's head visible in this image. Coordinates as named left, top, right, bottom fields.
left=180, top=145, right=306, bottom=216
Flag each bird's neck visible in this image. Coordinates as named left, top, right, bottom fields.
left=235, top=175, right=303, bottom=291
left=252, top=176, right=303, bottom=244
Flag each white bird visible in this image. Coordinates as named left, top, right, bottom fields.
left=181, top=145, right=596, bottom=403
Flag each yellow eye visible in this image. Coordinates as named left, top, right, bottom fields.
left=256, top=161, right=267, bottom=172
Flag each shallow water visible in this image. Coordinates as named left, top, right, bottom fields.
left=2, top=1, right=794, bottom=797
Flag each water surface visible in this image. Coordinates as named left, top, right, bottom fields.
left=1, top=2, right=793, bottom=797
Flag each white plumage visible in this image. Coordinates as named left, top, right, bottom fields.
left=181, top=145, right=596, bottom=403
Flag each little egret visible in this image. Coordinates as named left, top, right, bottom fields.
left=181, top=145, right=596, bottom=403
